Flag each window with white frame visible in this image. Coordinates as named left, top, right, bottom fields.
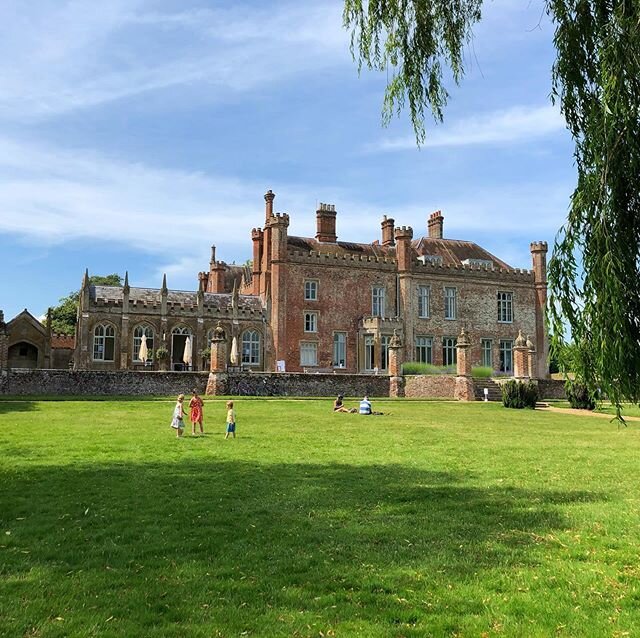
left=417, top=285, right=430, bottom=318
left=304, top=280, right=318, bottom=301
left=499, top=339, right=513, bottom=374
left=442, top=336, right=457, bottom=367
left=364, top=335, right=375, bottom=370
left=444, top=287, right=457, bottom=320
left=304, top=312, right=318, bottom=333
left=497, top=291, right=513, bottom=323
left=415, top=336, right=433, bottom=364
left=333, top=332, right=346, bottom=367
left=93, top=324, right=115, bottom=361
left=481, top=339, right=493, bottom=369
left=132, top=324, right=154, bottom=362
left=300, top=342, right=318, bottom=366
left=241, top=330, right=260, bottom=365
left=381, top=335, right=391, bottom=370
left=372, top=286, right=385, bottom=317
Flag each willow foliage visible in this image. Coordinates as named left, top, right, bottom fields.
left=344, top=0, right=640, bottom=408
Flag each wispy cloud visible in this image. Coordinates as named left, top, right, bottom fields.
left=0, top=1, right=347, bottom=120
left=366, top=105, right=566, bottom=152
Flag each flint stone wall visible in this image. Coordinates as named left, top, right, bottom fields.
left=1, top=369, right=389, bottom=397
left=537, top=379, right=566, bottom=400
left=404, top=375, right=457, bottom=399
left=225, top=372, right=390, bottom=397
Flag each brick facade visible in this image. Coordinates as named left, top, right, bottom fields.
left=72, top=189, right=548, bottom=380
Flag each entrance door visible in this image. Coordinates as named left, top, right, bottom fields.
left=8, top=342, right=39, bottom=369
left=171, top=327, right=192, bottom=371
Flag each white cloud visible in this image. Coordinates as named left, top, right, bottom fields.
left=0, top=1, right=348, bottom=120
left=367, top=105, right=566, bottom=152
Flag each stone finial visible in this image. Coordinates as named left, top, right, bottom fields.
left=123, top=271, right=130, bottom=293
left=526, top=335, right=535, bottom=350
left=82, top=268, right=89, bottom=288
left=212, top=321, right=226, bottom=342
left=231, top=278, right=239, bottom=311
left=515, top=330, right=527, bottom=348
left=161, top=273, right=168, bottom=294
left=389, top=329, right=402, bottom=349
left=457, top=326, right=470, bottom=348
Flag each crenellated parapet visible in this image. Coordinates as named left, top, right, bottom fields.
left=412, top=258, right=535, bottom=283
left=287, top=250, right=398, bottom=270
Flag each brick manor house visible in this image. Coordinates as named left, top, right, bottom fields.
left=72, top=190, right=548, bottom=377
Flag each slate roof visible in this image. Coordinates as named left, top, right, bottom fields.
left=288, top=236, right=396, bottom=258
left=91, top=286, right=264, bottom=311
left=287, top=234, right=513, bottom=269
left=412, top=237, right=512, bottom=269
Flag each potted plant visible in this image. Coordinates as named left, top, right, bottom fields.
left=199, top=347, right=211, bottom=369
left=155, top=346, right=169, bottom=371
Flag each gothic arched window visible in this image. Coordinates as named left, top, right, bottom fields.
left=241, top=330, right=260, bottom=365
left=93, top=323, right=116, bottom=361
left=132, top=324, right=154, bottom=362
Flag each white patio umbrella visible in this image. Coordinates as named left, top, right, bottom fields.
left=138, top=334, right=148, bottom=363
left=183, top=336, right=192, bottom=368
left=230, top=336, right=239, bottom=365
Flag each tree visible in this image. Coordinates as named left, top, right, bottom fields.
left=344, top=1, right=640, bottom=412
left=47, top=274, right=122, bottom=335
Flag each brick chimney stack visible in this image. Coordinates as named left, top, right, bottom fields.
left=428, top=211, right=444, bottom=239
left=381, top=215, right=395, bottom=246
left=264, top=189, right=275, bottom=222
left=316, top=203, right=337, bottom=243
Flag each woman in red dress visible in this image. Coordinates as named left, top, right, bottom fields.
left=189, top=389, right=204, bottom=436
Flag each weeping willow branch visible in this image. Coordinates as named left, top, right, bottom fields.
left=345, top=0, right=640, bottom=410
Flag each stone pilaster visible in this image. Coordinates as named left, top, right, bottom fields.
left=0, top=310, right=8, bottom=371
left=526, top=336, right=537, bottom=380
left=513, top=330, right=529, bottom=379
left=454, top=327, right=474, bottom=401
left=388, top=330, right=405, bottom=397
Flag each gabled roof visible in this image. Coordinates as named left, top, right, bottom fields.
left=7, top=309, right=47, bottom=335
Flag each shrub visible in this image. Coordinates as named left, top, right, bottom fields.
left=402, top=362, right=456, bottom=375
left=565, top=380, right=596, bottom=410
left=501, top=380, right=538, bottom=409
left=154, top=347, right=169, bottom=361
left=471, top=366, right=492, bottom=378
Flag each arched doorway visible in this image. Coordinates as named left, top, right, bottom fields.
left=8, top=341, right=39, bottom=369
left=171, top=326, right=192, bottom=371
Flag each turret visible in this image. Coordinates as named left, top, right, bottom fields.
left=394, top=226, right=414, bottom=272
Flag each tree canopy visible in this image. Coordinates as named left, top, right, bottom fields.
left=344, top=0, right=640, bottom=410
left=47, top=274, right=122, bottom=335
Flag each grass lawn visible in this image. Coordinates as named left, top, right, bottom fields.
left=1, top=398, right=640, bottom=637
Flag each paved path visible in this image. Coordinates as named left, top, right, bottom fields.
left=538, top=404, right=640, bottom=422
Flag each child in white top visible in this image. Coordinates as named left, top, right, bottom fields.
left=170, top=394, right=185, bottom=437
left=225, top=400, right=236, bottom=439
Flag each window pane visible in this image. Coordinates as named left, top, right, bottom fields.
left=381, top=335, right=390, bottom=370
left=300, top=342, right=318, bottom=366
left=364, top=335, right=375, bottom=370
left=442, top=337, right=457, bottom=366
left=499, top=340, right=513, bottom=373
left=481, top=339, right=492, bottom=368
left=444, top=288, right=457, bottom=319
left=372, top=287, right=385, bottom=317
left=242, top=331, right=260, bottom=364
left=415, top=336, right=433, bottom=364
left=418, top=286, right=430, bottom=318
left=333, top=332, right=346, bottom=367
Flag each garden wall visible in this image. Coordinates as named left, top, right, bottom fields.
left=225, top=372, right=389, bottom=397
left=0, top=369, right=389, bottom=398
left=404, top=375, right=456, bottom=399
left=537, top=379, right=566, bottom=400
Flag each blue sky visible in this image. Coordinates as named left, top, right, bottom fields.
left=0, top=0, right=574, bottom=320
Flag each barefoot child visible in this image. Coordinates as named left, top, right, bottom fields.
left=225, top=400, right=236, bottom=439
left=189, top=389, right=204, bottom=436
left=170, top=394, right=185, bottom=437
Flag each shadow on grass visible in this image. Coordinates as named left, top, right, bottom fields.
left=0, top=460, right=606, bottom=636
left=0, top=400, right=38, bottom=415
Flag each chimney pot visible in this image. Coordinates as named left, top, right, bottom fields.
left=316, top=202, right=337, bottom=243
left=428, top=210, right=444, bottom=239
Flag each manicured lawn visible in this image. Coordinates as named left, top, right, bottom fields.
left=1, top=398, right=640, bottom=637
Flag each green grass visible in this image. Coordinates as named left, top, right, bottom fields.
left=1, top=398, right=640, bottom=637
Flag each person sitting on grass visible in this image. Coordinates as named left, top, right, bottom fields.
left=333, top=395, right=356, bottom=413
left=359, top=395, right=384, bottom=416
